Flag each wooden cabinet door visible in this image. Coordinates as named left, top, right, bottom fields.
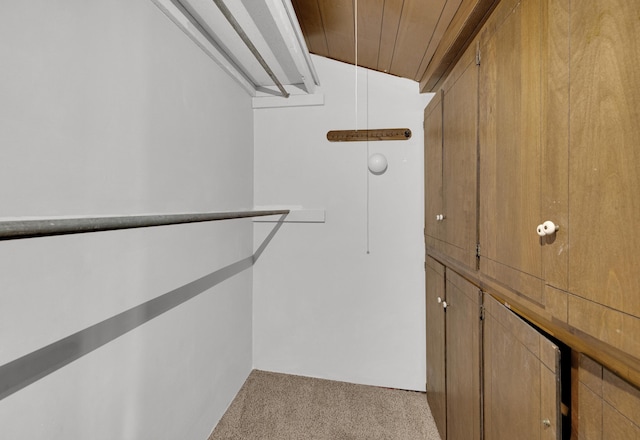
left=426, top=262, right=481, bottom=440
left=484, top=294, right=561, bottom=440
left=478, top=0, right=545, bottom=303
left=445, top=270, right=481, bottom=440
left=426, top=257, right=446, bottom=439
left=424, top=93, right=444, bottom=254
left=441, top=46, right=479, bottom=270
left=548, top=0, right=640, bottom=359
left=577, top=354, right=640, bottom=439
left=424, top=41, right=478, bottom=269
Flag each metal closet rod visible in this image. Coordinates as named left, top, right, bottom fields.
left=211, top=0, right=290, bottom=98
left=0, top=210, right=290, bottom=241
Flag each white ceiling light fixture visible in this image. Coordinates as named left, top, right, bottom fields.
left=368, top=153, right=388, bottom=175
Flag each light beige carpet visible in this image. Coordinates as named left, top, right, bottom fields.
left=208, top=370, right=442, bottom=440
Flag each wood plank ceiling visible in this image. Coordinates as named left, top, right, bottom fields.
left=291, top=0, right=498, bottom=92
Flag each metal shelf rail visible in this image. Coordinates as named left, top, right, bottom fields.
left=0, top=209, right=290, bottom=241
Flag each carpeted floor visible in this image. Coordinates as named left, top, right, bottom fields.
left=208, top=370, right=441, bottom=440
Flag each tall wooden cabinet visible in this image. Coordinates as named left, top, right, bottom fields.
left=547, top=0, right=640, bottom=360
left=478, top=0, right=545, bottom=302
left=426, top=259, right=562, bottom=440
left=424, top=42, right=478, bottom=271
left=425, top=257, right=481, bottom=440
left=424, top=0, right=640, bottom=437
left=424, top=94, right=444, bottom=256
left=476, top=0, right=640, bottom=366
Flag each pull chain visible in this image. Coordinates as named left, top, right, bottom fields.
left=354, top=0, right=358, bottom=132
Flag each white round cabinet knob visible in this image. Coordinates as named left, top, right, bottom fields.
left=442, top=301, right=448, bottom=309
left=537, top=221, right=559, bottom=237
left=437, top=296, right=442, bottom=304
left=542, top=220, right=559, bottom=234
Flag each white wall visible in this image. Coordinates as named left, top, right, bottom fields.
left=253, top=55, right=432, bottom=391
left=0, top=1, right=255, bottom=439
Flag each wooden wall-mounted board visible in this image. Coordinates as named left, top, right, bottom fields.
left=326, top=128, right=412, bottom=142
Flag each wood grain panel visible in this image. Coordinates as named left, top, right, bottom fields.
left=414, top=0, right=464, bottom=82
left=478, top=0, right=544, bottom=303
left=426, top=237, right=447, bottom=257
left=567, top=0, right=640, bottom=317
left=354, top=0, right=384, bottom=69
left=578, top=354, right=640, bottom=439
left=568, top=295, right=640, bottom=360
left=434, top=242, right=474, bottom=272
left=484, top=294, right=561, bottom=440
left=425, top=0, right=640, bottom=403
left=540, top=359, right=560, bottom=439
left=445, top=270, right=481, bottom=440
left=425, top=257, right=446, bottom=440
left=486, top=295, right=540, bottom=358
left=577, top=383, right=603, bottom=439
left=424, top=92, right=443, bottom=246
left=481, top=257, right=544, bottom=305
left=540, top=0, right=570, bottom=290
left=603, top=369, right=640, bottom=427
left=442, top=47, right=478, bottom=270
left=544, top=285, right=568, bottom=324
left=292, top=0, right=492, bottom=87
left=476, top=0, right=519, bottom=43
left=376, top=0, right=403, bottom=73
left=571, top=350, right=580, bottom=438
left=579, top=353, right=603, bottom=397
left=389, top=0, right=447, bottom=79
left=316, top=0, right=355, bottom=63
left=291, top=0, right=329, bottom=55
left=420, top=0, right=497, bottom=92
left=540, top=332, right=560, bottom=372
left=603, top=403, right=640, bottom=439
left=428, top=245, right=640, bottom=390
left=485, top=296, right=542, bottom=440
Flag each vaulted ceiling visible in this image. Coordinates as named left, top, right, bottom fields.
left=291, top=0, right=498, bottom=92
